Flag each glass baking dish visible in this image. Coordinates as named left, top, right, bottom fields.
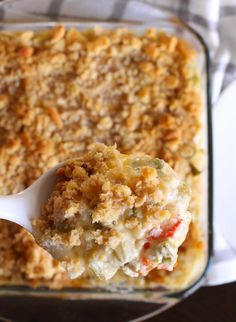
left=0, top=0, right=213, bottom=321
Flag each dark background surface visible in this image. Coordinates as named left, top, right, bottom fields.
left=152, top=282, right=236, bottom=322
left=0, top=282, right=235, bottom=322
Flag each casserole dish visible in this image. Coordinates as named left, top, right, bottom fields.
left=0, top=0, right=213, bottom=321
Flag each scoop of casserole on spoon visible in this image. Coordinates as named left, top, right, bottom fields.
left=0, top=144, right=191, bottom=280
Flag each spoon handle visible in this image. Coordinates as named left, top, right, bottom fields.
left=0, top=194, right=33, bottom=232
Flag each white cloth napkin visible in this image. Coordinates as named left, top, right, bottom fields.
left=1, top=0, right=236, bottom=286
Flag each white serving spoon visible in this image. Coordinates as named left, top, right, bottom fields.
left=0, top=163, right=63, bottom=233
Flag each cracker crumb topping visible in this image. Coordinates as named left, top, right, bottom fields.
left=0, top=26, right=203, bottom=288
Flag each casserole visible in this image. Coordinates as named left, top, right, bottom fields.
left=0, top=0, right=213, bottom=321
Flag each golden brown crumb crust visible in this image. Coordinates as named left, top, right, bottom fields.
left=0, top=25, right=204, bottom=289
